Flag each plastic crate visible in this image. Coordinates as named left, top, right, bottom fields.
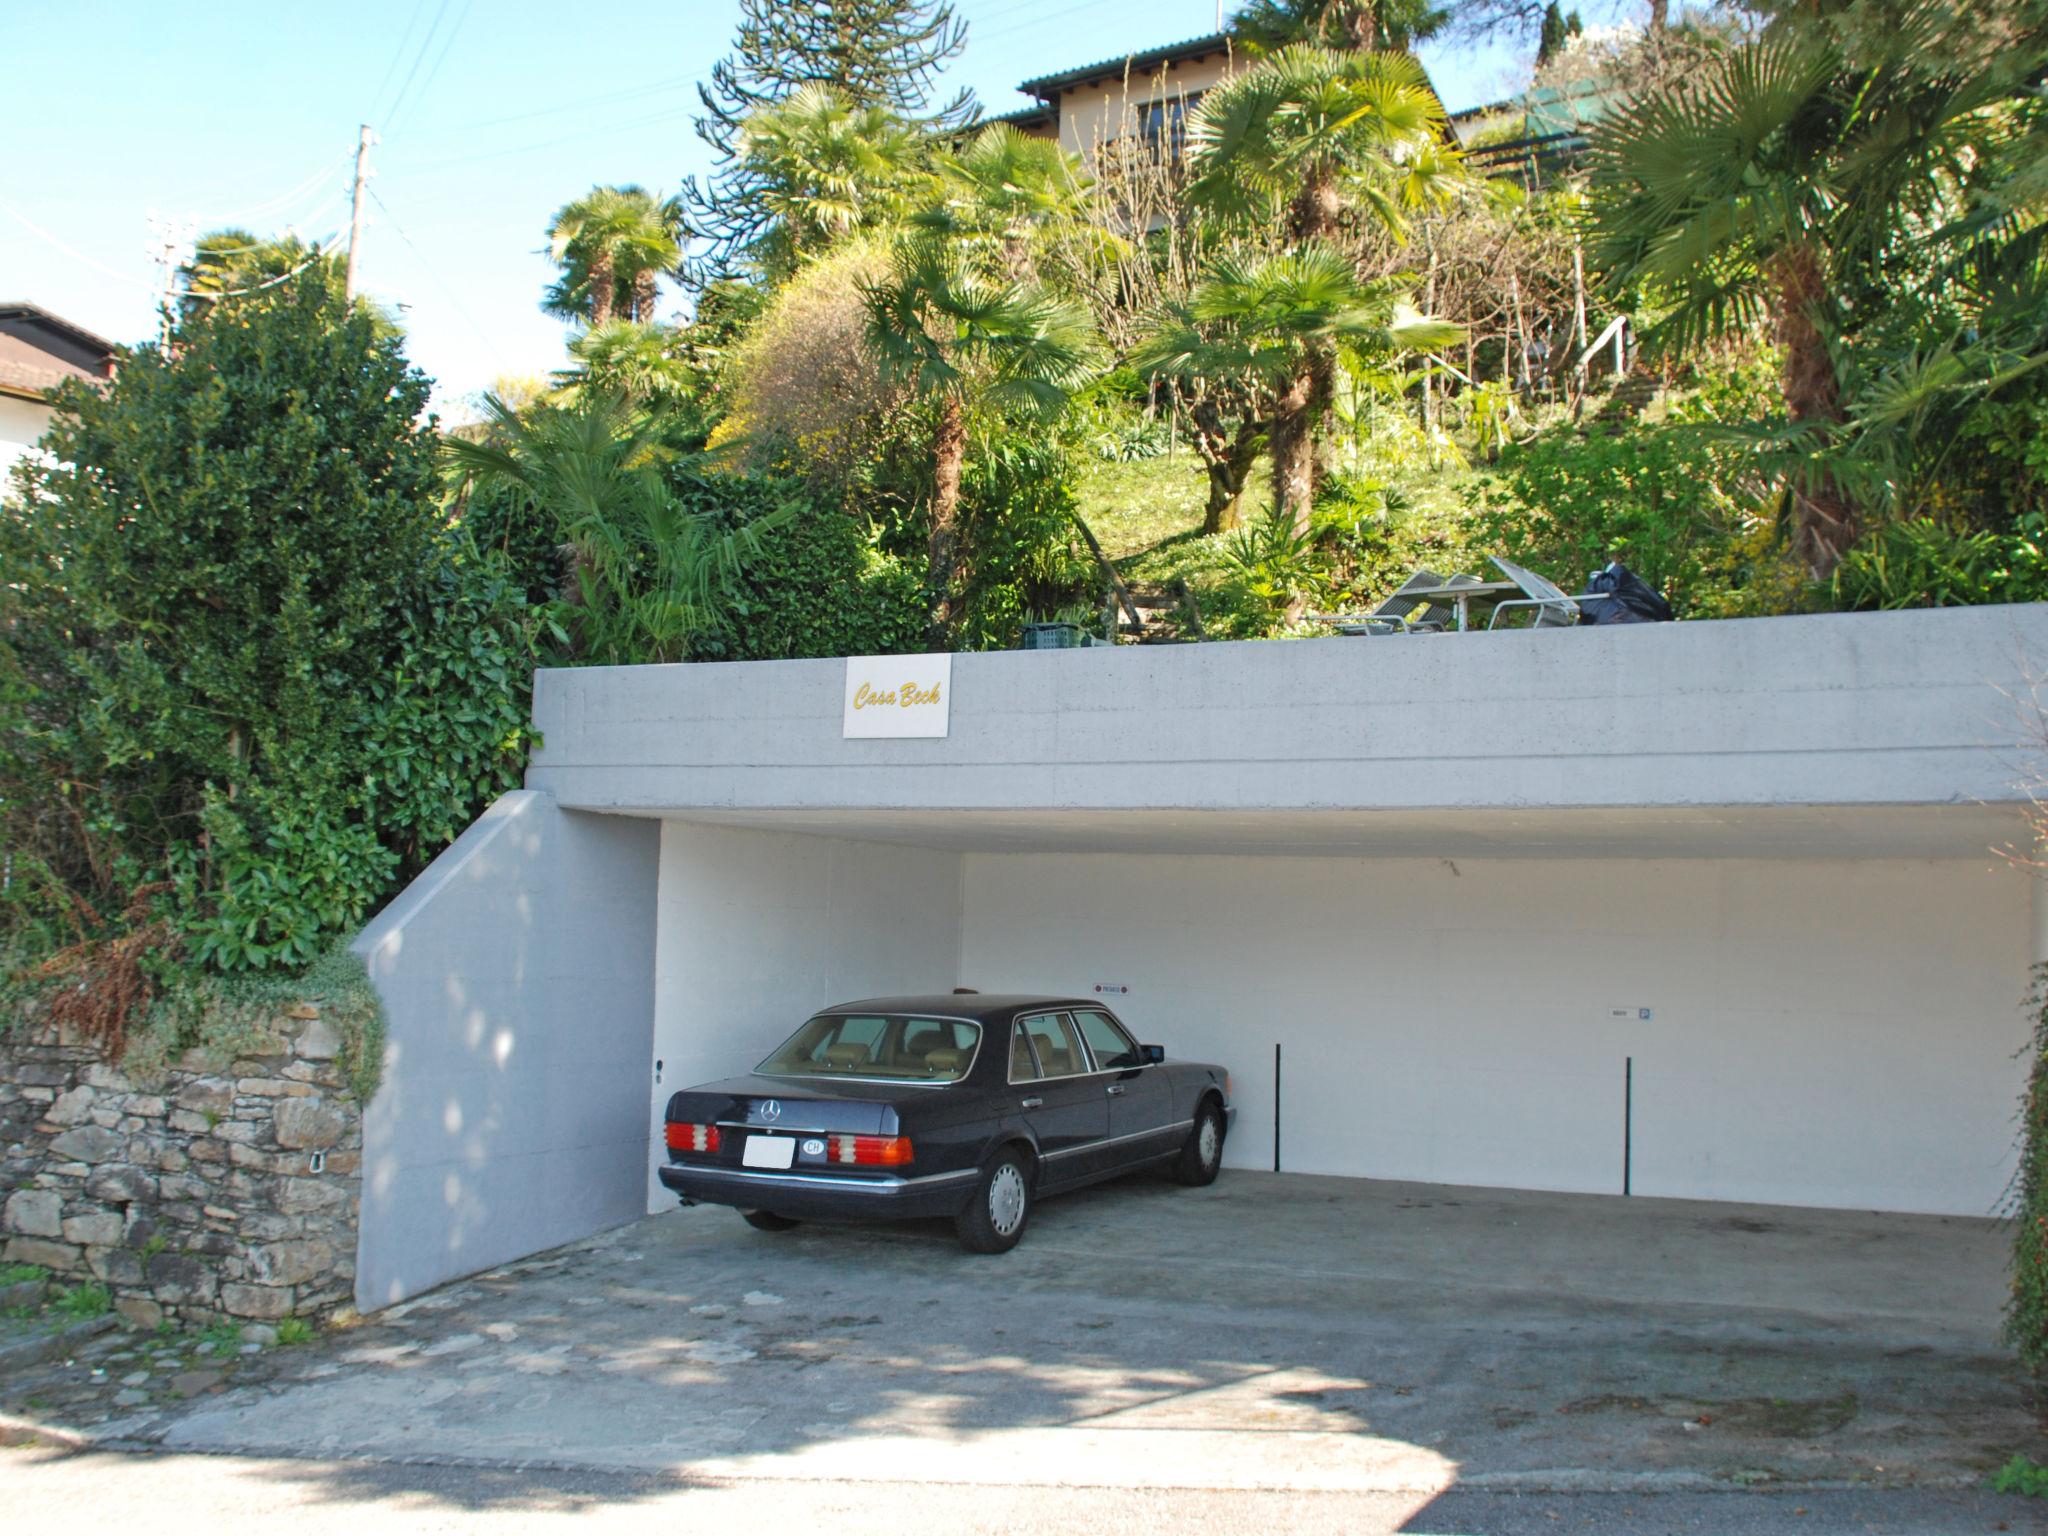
left=1019, top=622, right=1084, bottom=650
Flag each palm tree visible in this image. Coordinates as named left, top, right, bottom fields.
left=1582, top=13, right=2042, bottom=575
left=1181, top=45, right=1461, bottom=532
left=1136, top=245, right=1460, bottom=537
left=864, top=232, right=1098, bottom=641
left=554, top=320, right=697, bottom=406
left=444, top=393, right=772, bottom=663
left=923, top=123, right=1093, bottom=280
left=543, top=187, right=687, bottom=328
left=1231, top=0, right=1448, bottom=55
left=738, top=84, right=928, bottom=278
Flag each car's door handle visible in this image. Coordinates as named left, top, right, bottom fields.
left=1106, top=1084, right=1126, bottom=1097
left=1020, top=1096, right=1043, bottom=1109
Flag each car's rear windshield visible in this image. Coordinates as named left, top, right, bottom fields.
left=756, top=1014, right=981, bottom=1083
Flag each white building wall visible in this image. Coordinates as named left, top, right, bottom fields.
left=958, top=852, right=2031, bottom=1216
left=0, top=394, right=54, bottom=487
left=648, top=822, right=964, bottom=1209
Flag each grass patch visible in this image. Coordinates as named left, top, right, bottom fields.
left=196, top=1320, right=244, bottom=1354
left=1994, top=1453, right=2048, bottom=1496
left=49, top=1282, right=110, bottom=1320
left=274, top=1317, right=315, bottom=1347
left=0, top=1263, right=48, bottom=1288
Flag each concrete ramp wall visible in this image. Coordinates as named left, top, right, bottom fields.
left=352, top=791, right=659, bottom=1311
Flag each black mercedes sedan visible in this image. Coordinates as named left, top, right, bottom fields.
left=657, top=994, right=1234, bottom=1252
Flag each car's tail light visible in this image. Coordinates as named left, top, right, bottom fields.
left=666, top=1122, right=721, bottom=1154
left=829, top=1134, right=912, bottom=1166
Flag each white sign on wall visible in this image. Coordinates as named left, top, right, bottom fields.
left=842, top=653, right=952, bottom=738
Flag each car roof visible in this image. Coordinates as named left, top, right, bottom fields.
left=819, top=994, right=1106, bottom=1024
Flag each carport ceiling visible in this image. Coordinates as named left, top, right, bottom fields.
left=647, top=803, right=2027, bottom=861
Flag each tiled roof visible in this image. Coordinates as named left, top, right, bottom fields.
left=1018, top=32, right=1234, bottom=97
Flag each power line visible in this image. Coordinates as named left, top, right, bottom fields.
left=978, top=0, right=1119, bottom=44
left=191, top=149, right=353, bottom=228
left=367, top=0, right=435, bottom=124
left=415, top=73, right=700, bottom=141
left=367, top=186, right=509, bottom=369
left=380, top=0, right=455, bottom=136
left=386, top=0, right=474, bottom=139
left=403, top=104, right=700, bottom=173
left=0, top=196, right=167, bottom=293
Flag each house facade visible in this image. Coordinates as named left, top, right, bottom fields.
left=0, top=302, right=118, bottom=483
left=997, top=31, right=1243, bottom=165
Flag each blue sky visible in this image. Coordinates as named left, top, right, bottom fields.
left=2, top=1, right=1628, bottom=414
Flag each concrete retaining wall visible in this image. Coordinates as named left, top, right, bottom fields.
left=527, top=605, right=2048, bottom=816
left=352, top=791, right=658, bottom=1311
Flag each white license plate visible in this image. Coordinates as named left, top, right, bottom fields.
left=743, top=1134, right=795, bottom=1170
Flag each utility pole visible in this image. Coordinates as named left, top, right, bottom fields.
left=344, top=123, right=376, bottom=301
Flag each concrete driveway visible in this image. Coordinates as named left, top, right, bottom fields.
left=11, top=1172, right=2045, bottom=1529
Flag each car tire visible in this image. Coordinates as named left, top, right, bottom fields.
left=1173, top=1101, right=1225, bottom=1187
left=956, top=1149, right=1033, bottom=1254
left=740, top=1209, right=801, bottom=1232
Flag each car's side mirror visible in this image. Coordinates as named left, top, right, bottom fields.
left=1142, top=1044, right=1165, bottom=1065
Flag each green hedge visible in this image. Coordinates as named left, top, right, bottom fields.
left=687, top=473, right=927, bottom=661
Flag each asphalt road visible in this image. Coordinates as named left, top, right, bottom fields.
left=3, top=1445, right=2037, bottom=1534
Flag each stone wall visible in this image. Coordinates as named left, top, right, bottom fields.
left=0, top=1010, right=361, bottom=1330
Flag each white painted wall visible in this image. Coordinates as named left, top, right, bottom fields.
left=0, top=395, right=53, bottom=487
left=648, top=822, right=964, bottom=1209
left=958, top=852, right=2033, bottom=1217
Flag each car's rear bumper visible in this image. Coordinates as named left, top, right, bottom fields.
left=658, top=1161, right=978, bottom=1221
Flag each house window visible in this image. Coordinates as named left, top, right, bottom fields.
left=1136, top=92, right=1200, bottom=163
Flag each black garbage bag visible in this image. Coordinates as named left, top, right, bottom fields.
left=1582, top=561, right=1675, bottom=625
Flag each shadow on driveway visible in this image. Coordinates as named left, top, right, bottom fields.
left=68, top=1173, right=2048, bottom=1508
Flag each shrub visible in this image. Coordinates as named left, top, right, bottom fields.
left=2010, top=969, right=2048, bottom=1377
left=715, top=238, right=905, bottom=490
left=1468, top=353, right=1802, bottom=618
left=696, top=488, right=927, bottom=661
left=952, top=438, right=1094, bottom=652
left=1831, top=514, right=2048, bottom=612
left=1, top=277, right=541, bottom=1052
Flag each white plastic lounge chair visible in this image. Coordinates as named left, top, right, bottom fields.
left=1487, top=555, right=1613, bottom=629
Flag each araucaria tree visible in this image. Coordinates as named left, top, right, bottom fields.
left=544, top=185, right=686, bottom=327
left=687, top=0, right=975, bottom=281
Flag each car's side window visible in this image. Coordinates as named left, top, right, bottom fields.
left=1073, top=1009, right=1143, bottom=1071
left=1018, top=1012, right=1087, bottom=1079
left=1009, top=1024, right=1041, bottom=1083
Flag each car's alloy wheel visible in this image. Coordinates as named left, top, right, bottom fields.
left=957, top=1151, right=1032, bottom=1253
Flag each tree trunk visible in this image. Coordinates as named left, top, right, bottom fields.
left=1342, top=2, right=1379, bottom=49
left=589, top=253, right=616, bottom=328
left=1289, top=169, right=1342, bottom=245
left=1189, top=400, right=1264, bottom=535
left=928, top=392, right=968, bottom=643
left=1770, top=243, right=1854, bottom=576
left=1270, top=368, right=1319, bottom=539
left=1648, top=0, right=1669, bottom=30
left=632, top=269, right=659, bottom=324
